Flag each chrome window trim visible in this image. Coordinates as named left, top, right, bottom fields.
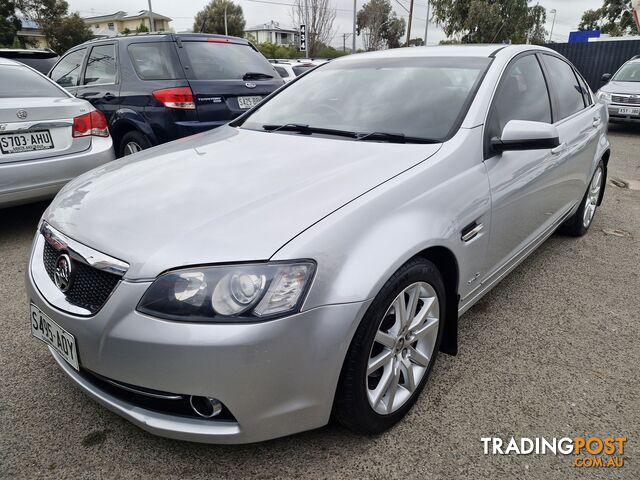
left=40, top=221, right=129, bottom=276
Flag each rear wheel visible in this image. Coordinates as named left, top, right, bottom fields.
left=561, top=160, right=604, bottom=237
left=119, top=131, right=152, bottom=157
left=334, top=258, right=445, bottom=434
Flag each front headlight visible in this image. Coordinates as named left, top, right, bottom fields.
left=137, top=261, right=315, bottom=322
left=597, top=91, right=612, bottom=103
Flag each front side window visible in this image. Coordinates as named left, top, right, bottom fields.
left=0, top=65, right=66, bottom=98
left=84, top=44, right=117, bottom=85
left=485, top=55, right=552, bottom=153
left=543, top=55, right=586, bottom=120
left=49, top=48, right=86, bottom=87
left=240, top=56, right=491, bottom=141
left=613, top=62, right=640, bottom=82
left=181, top=42, right=275, bottom=80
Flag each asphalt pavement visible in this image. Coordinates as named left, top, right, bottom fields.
left=1, top=125, right=639, bottom=479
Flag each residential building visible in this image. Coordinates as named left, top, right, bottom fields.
left=82, top=10, right=172, bottom=38
left=17, top=18, right=48, bottom=48
left=244, top=21, right=299, bottom=45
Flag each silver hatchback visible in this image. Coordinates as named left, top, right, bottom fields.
left=26, top=45, right=609, bottom=444
left=0, top=58, right=114, bottom=208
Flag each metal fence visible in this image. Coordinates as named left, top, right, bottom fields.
left=545, top=40, right=640, bottom=91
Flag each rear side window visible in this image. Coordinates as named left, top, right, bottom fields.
left=274, top=65, right=289, bottom=78
left=84, top=44, right=117, bottom=85
left=543, top=55, right=586, bottom=120
left=486, top=54, right=552, bottom=152
left=50, top=48, right=86, bottom=87
left=0, top=65, right=66, bottom=98
left=182, top=42, right=275, bottom=80
left=128, top=42, right=182, bottom=80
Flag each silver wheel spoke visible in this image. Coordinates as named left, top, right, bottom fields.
left=367, top=350, right=393, bottom=375
left=371, top=366, right=394, bottom=406
left=375, top=330, right=395, bottom=349
left=412, top=317, right=438, bottom=340
left=408, top=346, right=430, bottom=367
left=408, top=296, right=435, bottom=331
left=401, top=361, right=417, bottom=393
left=384, top=366, right=401, bottom=413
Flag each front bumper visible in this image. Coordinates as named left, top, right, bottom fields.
left=26, top=243, right=369, bottom=443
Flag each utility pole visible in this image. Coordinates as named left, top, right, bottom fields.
left=224, top=3, right=228, bottom=36
left=147, top=0, right=155, bottom=32
left=352, top=0, right=357, bottom=53
left=423, top=0, right=430, bottom=45
left=405, top=0, right=414, bottom=46
left=548, top=9, right=557, bottom=43
left=342, top=33, right=352, bottom=51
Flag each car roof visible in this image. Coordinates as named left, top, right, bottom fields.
left=75, top=32, right=251, bottom=47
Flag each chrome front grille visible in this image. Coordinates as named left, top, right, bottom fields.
left=612, top=94, right=640, bottom=105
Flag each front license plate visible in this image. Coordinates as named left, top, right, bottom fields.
left=618, top=107, right=640, bottom=116
left=238, top=96, right=262, bottom=109
left=30, top=303, right=79, bottom=370
left=0, top=130, right=54, bottom=154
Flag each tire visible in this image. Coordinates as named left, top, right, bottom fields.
left=119, top=131, right=152, bottom=157
left=334, top=257, right=446, bottom=434
left=560, top=160, right=605, bottom=237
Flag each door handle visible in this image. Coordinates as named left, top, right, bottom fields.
left=461, top=222, right=484, bottom=242
left=592, top=118, right=601, bottom=128
left=551, top=143, right=568, bottom=155
left=103, top=92, right=115, bottom=100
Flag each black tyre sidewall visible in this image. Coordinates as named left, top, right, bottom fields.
left=119, top=131, right=152, bottom=158
left=335, top=258, right=446, bottom=434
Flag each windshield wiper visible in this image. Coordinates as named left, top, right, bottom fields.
left=262, top=124, right=359, bottom=139
left=243, top=72, right=274, bottom=80
left=356, top=132, right=440, bottom=144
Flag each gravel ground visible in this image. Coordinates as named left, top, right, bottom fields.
left=1, top=126, right=639, bottom=479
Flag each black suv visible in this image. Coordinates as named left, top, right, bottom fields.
left=48, top=33, right=284, bottom=156
left=0, top=48, right=59, bottom=74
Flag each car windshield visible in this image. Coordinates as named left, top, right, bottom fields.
left=182, top=41, right=276, bottom=80
left=240, top=56, right=491, bottom=141
left=613, top=62, right=640, bottom=82
left=0, top=65, right=66, bottom=98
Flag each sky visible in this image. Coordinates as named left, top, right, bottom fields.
left=67, top=0, right=606, bottom=49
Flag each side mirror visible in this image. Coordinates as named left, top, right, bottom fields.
left=491, top=120, right=560, bottom=153
left=601, top=73, right=612, bottom=83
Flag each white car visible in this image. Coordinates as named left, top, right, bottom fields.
left=271, top=60, right=321, bottom=82
left=0, top=58, right=115, bottom=208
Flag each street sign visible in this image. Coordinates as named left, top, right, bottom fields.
left=299, top=24, right=307, bottom=51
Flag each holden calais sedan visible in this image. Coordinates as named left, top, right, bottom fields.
left=27, top=45, right=609, bottom=444
left=0, top=58, right=114, bottom=208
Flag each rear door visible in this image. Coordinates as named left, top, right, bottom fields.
left=176, top=39, right=284, bottom=123
left=540, top=54, right=601, bottom=206
left=0, top=64, right=91, bottom=165
left=76, top=43, right=121, bottom=123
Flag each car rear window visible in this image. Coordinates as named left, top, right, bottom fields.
left=292, top=64, right=314, bottom=76
left=0, top=65, right=66, bottom=98
left=0, top=53, right=59, bottom=74
left=128, top=42, right=183, bottom=80
left=182, top=41, right=275, bottom=80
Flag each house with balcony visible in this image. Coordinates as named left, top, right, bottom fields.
left=82, top=10, right=172, bottom=38
left=244, top=21, right=299, bottom=45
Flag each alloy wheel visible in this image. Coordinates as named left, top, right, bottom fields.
left=583, top=166, right=603, bottom=228
left=124, top=141, right=142, bottom=156
left=366, top=282, right=440, bottom=415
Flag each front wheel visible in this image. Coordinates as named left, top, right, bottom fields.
left=334, top=258, right=445, bottom=434
left=119, top=131, right=152, bottom=157
left=561, top=160, right=604, bottom=237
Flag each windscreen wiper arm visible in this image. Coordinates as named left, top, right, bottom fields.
left=262, top=124, right=359, bottom=139
left=243, top=72, right=274, bottom=80
left=356, top=132, right=440, bottom=144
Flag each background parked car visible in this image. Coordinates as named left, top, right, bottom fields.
left=597, top=56, right=640, bottom=123
left=48, top=33, right=284, bottom=157
left=0, top=58, right=115, bottom=208
left=270, top=59, right=328, bottom=82
left=0, top=48, right=59, bottom=75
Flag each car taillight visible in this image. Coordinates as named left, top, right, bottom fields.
left=152, top=87, right=195, bottom=110
left=72, top=111, right=110, bottom=138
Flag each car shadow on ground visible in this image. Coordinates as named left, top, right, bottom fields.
left=0, top=201, right=49, bottom=241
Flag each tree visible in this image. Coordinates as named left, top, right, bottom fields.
left=408, top=37, right=424, bottom=46
left=578, top=0, right=639, bottom=36
left=136, top=22, right=149, bottom=33
left=0, top=0, right=22, bottom=47
left=356, top=0, right=406, bottom=51
left=19, top=0, right=92, bottom=52
left=430, top=0, right=547, bottom=44
left=193, top=0, right=246, bottom=37
left=41, top=13, right=93, bottom=53
left=122, top=27, right=132, bottom=35
left=292, top=0, right=336, bottom=56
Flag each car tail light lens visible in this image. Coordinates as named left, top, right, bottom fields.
left=152, top=87, right=196, bottom=110
left=72, top=111, right=110, bottom=138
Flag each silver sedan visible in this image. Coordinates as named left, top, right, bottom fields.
left=0, top=58, right=114, bottom=208
left=26, top=45, right=609, bottom=443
